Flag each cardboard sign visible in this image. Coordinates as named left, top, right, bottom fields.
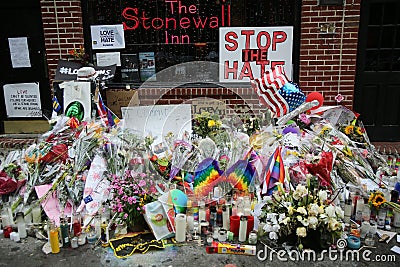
left=91, top=24, right=125, bottom=50
left=219, top=26, right=293, bottom=82
left=191, top=98, right=226, bottom=116
left=121, top=104, right=192, bottom=146
left=54, top=60, right=116, bottom=81
left=3, top=83, right=42, bottom=118
left=105, top=89, right=139, bottom=118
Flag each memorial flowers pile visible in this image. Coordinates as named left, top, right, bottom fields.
left=110, top=170, right=159, bottom=231
left=259, top=176, right=344, bottom=250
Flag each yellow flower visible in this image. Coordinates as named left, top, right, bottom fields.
left=344, top=125, right=354, bottom=135
left=356, top=127, right=363, bottom=135
left=208, top=120, right=216, bottom=127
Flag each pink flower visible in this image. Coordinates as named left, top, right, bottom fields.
left=137, top=207, right=141, bottom=211
left=139, top=172, right=146, bottom=178
left=123, top=213, right=128, bottom=219
left=138, top=179, right=146, bottom=187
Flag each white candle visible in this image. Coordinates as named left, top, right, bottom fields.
left=187, top=215, right=194, bottom=232
left=175, top=214, right=187, bottom=242
left=32, top=206, right=42, bottom=224
left=238, top=216, right=248, bottom=242
left=222, top=205, right=230, bottom=230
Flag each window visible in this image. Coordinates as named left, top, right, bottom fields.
left=83, top=0, right=298, bottom=84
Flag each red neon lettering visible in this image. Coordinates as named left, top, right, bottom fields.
left=141, top=11, right=150, bottom=29
left=180, top=17, right=190, bottom=28
left=239, top=62, right=254, bottom=80
left=272, top=31, right=287, bottom=51
left=193, top=17, right=208, bottom=28
left=152, top=17, right=164, bottom=30
left=225, top=32, right=238, bottom=51
left=166, top=17, right=177, bottom=29
left=224, top=61, right=238, bottom=79
left=165, top=0, right=178, bottom=14
left=241, top=30, right=255, bottom=50
left=257, top=31, right=271, bottom=50
left=209, top=17, right=218, bottom=28
left=122, top=7, right=139, bottom=30
left=188, top=5, right=197, bottom=13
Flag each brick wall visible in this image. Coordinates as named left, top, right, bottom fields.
left=40, top=0, right=84, bottom=82
left=137, top=87, right=262, bottom=115
left=299, top=0, right=361, bottom=108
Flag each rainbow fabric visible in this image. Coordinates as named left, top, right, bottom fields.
left=260, top=146, right=285, bottom=196
left=97, top=94, right=120, bottom=127
left=193, top=158, right=223, bottom=197
left=221, top=160, right=255, bottom=192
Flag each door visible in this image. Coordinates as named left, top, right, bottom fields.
left=0, top=0, right=51, bottom=133
left=354, top=0, right=400, bottom=141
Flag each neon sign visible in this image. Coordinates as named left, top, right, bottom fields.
left=122, top=0, right=231, bottom=44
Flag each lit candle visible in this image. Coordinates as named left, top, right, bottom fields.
left=175, top=214, right=187, bottom=242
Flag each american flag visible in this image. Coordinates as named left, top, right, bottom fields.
left=251, top=65, right=289, bottom=117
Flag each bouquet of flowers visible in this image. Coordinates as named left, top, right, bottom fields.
left=368, top=190, right=400, bottom=212
left=192, top=112, right=222, bottom=139
left=110, top=170, right=159, bottom=231
left=259, top=176, right=344, bottom=250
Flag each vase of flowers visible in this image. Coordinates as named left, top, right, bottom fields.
left=259, top=175, right=344, bottom=251
left=110, top=171, right=159, bottom=232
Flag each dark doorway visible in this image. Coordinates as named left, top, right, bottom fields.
left=0, top=1, right=51, bottom=133
left=354, top=0, right=400, bottom=141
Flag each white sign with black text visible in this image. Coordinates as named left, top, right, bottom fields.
left=90, top=24, right=125, bottom=50
left=3, top=82, right=42, bottom=117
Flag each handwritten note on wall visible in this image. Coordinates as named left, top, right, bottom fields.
left=8, top=37, right=31, bottom=68
left=3, top=82, right=42, bottom=117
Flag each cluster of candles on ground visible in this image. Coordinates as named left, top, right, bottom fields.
left=342, top=186, right=400, bottom=248
left=0, top=203, right=111, bottom=254
left=174, top=189, right=259, bottom=247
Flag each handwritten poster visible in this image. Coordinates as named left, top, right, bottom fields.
left=8, top=37, right=31, bottom=68
left=219, top=26, right=293, bottom=82
left=122, top=104, right=192, bottom=150
left=3, top=83, right=42, bottom=117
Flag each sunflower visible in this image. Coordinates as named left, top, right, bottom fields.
left=355, top=127, right=363, bottom=136
left=344, top=125, right=354, bottom=135
left=368, top=191, right=386, bottom=208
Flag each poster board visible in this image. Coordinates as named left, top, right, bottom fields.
left=3, top=83, right=42, bottom=117
left=121, top=104, right=192, bottom=150
left=90, top=24, right=125, bottom=50
left=60, top=81, right=92, bottom=121
left=139, top=52, right=156, bottom=82
left=105, top=89, right=139, bottom=118
left=219, top=26, right=293, bottom=82
left=121, top=54, right=140, bottom=82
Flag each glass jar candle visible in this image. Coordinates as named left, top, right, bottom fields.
left=16, top=212, right=27, bottom=239
left=72, top=212, right=82, bottom=236
left=60, top=215, right=70, bottom=247
left=49, top=220, right=60, bottom=253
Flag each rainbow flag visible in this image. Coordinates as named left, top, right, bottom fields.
left=97, top=94, right=120, bottom=127
left=193, top=158, right=223, bottom=197
left=260, top=146, right=285, bottom=196
left=222, top=160, right=255, bottom=192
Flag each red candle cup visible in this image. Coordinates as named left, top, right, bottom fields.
left=230, top=215, right=240, bottom=236
left=3, top=226, right=13, bottom=238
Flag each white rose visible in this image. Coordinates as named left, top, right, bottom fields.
left=328, top=218, right=340, bottom=231
left=300, top=218, right=309, bottom=227
left=308, top=216, right=319, bottom=230
left=335, top=206, right=344, bottom=219
left=308, top=203, right=320, bottom=216
left=296, top=227, right=307, bottom=237
left=293, top=185, right=308, bottom=200
left=280, top=217, right=290, bottom=225
left=325, top=205, right=336, bottom=218
left=318, top=190, right=328, bottom=202
left=297, top=206, right=308, bottom=215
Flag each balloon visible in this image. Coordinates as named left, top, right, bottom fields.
left=305, top=92, right=324, bottom=110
